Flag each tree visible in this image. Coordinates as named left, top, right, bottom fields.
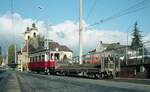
left=131, top=22, right=143, bottom=55
left=131, top=22, right=143, bottom=49
left=8, top=44, right=15, bottom=64
left=63, top=54, right=68, bottom=62
left=0, top=55, right=3, bottom=65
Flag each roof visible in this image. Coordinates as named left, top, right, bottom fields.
left=101, top=42, right=126, bottom=51
left=59, top=45, right=72, bottom=52
left=106, top=43, right=124, bottom=50
left=22, top=41, right=72, bottom=54
left=88, top=49, right=96, bottom=53
left=48, top=41, right=72, bottom=52
left=48, top=42, right=60, bottom=50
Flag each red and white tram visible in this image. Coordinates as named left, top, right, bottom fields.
left=28, top=49, right=60, bottom=74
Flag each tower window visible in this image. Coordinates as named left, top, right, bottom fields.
left=33, top=32, right=36, bottom=37
left=28, top=36, right=30, bottom=40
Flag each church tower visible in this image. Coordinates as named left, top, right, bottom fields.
left=24, top=27, right=30, bottom=45
left=30, top=23, right=38, bottom=39
left=24, top=23, right=38, bottom=44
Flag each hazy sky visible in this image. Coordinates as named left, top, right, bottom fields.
left=0, top=0, right=150, bottom=55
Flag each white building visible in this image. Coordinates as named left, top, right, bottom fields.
left=17, top=23, right=38, bottom=71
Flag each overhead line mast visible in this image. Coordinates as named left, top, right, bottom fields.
left=79, top=0, right=83, bottom=64
left=11, top=0, right=17, bottom=64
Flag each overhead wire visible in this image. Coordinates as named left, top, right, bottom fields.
left=86, top=0, right=97, bottom=21
left=87, top=0, right=150, bottom=29
left=101, top=0, right=150, bottom=22
left=108, top=0, right=150, bottom=18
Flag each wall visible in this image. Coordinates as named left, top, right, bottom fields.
left=60, top=51, right=72, bottom=61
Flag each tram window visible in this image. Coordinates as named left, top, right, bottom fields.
left=42, top=55, right=45, bottom=61
left=54, top=53, right=60, bottom=60
left=47, top=53, right=50, bottom=60
left=33, top=57, right=34, bottom=62
left=46, top=53, right=50, bottom=60
left=35, top=56, right=38, bottom=62
left=31, top=57, right=33, bottom=62
left=34, top=56, right=36, bottom=62
left=30, top=57, right=32, bottom=62
left=33, top=57, right=35, bottom=62
left=39, top=55, right=41, bottom=61
left=51, top=53, right=53, bottom=60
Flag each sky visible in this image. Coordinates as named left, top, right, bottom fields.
left=0, top=0, right=150, bottom=55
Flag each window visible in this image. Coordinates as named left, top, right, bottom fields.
left=55, top=53, right=60, bottom=60
left=36, top=56, right=38, bottom=62
left=51, top=53, right=53, bottom=60
left=30, top=57, right=32, bottom=62
left=39, top=55, right=41, bottom=61
left=27, top=36, right=30, bottom=40
left=33, top=57, right=35, bottom=62
left=33, top=32, right=36, bottom=37
left=46, top=53, right=50, bottom=60
left=42, top=55, right=45, bottom=61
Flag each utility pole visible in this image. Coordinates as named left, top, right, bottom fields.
left=142, top=45, right=144, bottom=63
left=45, top=20, right=49, bottom=73
left=125, top=31, right=128, bottom=65
left=26, top=39, right=29, bottom=71
left=125, top=26, right=132, bottom=65
left=79, top=0, right=83, bottom=64
left=11, top=0, right=17, bottom=64
left=6, top=49, right=8, bottom=65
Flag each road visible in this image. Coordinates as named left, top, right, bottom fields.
left=0, top=70, right=150, bottom=92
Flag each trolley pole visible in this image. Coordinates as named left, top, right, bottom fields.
left=79, top=0, right=83, bottom=64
